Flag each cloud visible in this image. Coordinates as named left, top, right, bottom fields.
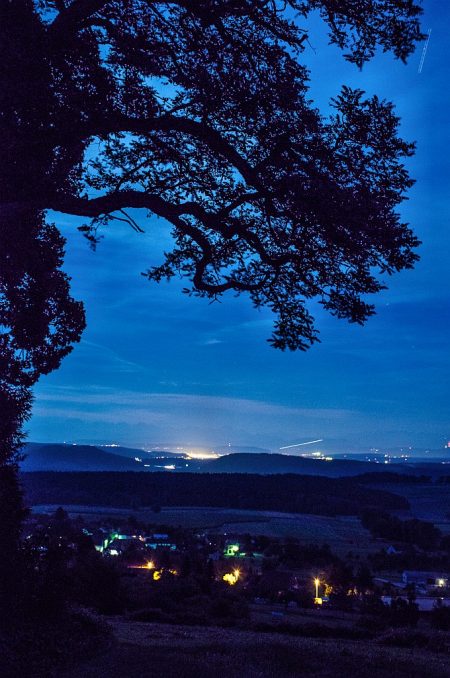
left=31, top=386, right=357, bottom=448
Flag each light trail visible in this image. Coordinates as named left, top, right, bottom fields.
left=418, top=28, right=432, bottom=74
left=279, top=439, right=323, bottom=450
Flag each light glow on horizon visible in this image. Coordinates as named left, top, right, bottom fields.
left=185, top=450, right=219, bottom=460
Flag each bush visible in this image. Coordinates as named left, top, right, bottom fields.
left=387, top=597, right=420, bottom=628
left=0, top=611, right=112, bottom=677
left=209, top=595, right=249, bottom=620
left=431, top=603, right=450, bottom=631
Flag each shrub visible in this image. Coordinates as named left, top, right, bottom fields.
left=431, top=603, right=450, bottom=631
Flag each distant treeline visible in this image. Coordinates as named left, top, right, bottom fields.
left=352, top=472, right=431, bottom=484
left=361, top=509, right=441, bottom=549
left=21, top=472, right=408, bottom=516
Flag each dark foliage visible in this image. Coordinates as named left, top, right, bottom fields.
left=361, top=509, right=441, bottom=550
left=276, top=541, right=340, bottom=568
left=0, top=0, right=423, bottom=631
left=0, top=208, right=85, bottom=467
left=2, top=0, right=422, bottom=356
left=369, top=546, right=450, bottom=573
left=0, top=611, right=112, bottom=678
left=388, top=596, right=420, bottom=628
left=22, top=470, right=409, bottom=515
left=353, top=472, right=431, bottom=484
left=430, top=602, right=450, bottom=631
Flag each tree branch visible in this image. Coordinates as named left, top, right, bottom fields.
left=84, top=114, right=266, bottom=193
left=49, top=0, right=108, bottom=36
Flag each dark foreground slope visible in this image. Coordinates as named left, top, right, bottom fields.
left=21, top=471, right=408, bottom=516
left=62, top=619, right=450, bottom=678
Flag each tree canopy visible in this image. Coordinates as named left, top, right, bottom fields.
left=1, top=0, right=423, bottom=454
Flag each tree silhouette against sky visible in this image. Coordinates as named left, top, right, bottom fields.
left=1, top=0, right=423, bottom=466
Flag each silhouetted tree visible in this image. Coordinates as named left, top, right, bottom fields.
left=388, top=596, right=419, bottom=628
left=1, top=0, right=424, bottom=611
left=3, top=1, right=423, bottom=357
left=431, top=600, right=450, bottom=631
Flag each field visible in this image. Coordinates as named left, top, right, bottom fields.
left=32, top=504, right=376, bottom=555
left=61, top=618, right=450, bottom=678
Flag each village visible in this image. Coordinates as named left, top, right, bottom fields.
left=23, top=507, right=450, bottom=632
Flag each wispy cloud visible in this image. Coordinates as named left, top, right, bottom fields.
left=31, top=386, right=358, bottom=447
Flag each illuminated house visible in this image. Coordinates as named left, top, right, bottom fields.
left=145, top=535, right=177, bottom=551
left=224, top=542, right=242, bottom=558
left=402, top=571, right=449, bottom=589
left=104, top=537, right=142, bottom=556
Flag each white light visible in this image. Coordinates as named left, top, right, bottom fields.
left=280, top=439, right=323, bottom=450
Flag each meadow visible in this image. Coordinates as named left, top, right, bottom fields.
left=62, top=618, right=450, bottom=678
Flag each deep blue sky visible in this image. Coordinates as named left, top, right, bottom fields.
left=29, top=2, right=450, bottom=452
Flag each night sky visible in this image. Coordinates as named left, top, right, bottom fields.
left=29, top=2, right=450, bottom=452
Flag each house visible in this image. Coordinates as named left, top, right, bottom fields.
left=104, top=537, right=144, bottom=557
left=145, top=536, right=177, bottom=551
left=386, top=545, right=400, bottom=555
left=224, top=541, right=242, bottom=558
left=402, top=571, right=449, bottom=590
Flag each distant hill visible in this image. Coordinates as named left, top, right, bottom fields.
left=21, top=443, right=143, bottom=472
left=22, top=445, right=438, bottom=476
left=213, top=445, right=271, bottom=455
left=21, top=471, right=409, bottom=515
left=92, top=445, right=162, bottom=460
left=206, top=453, right=426, bottom=478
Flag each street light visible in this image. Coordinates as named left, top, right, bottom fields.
left=314, top=577, right=323, bottom=605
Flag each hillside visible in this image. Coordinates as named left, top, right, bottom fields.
left=62, top=618, right=450, bottom=678
left=21, top=471, right=408, bottom=516
left=21, top=445, right=443, bottom=479
left=21, top=443, right=142, bottom=472
left=206, top=453, right=423, bottom=478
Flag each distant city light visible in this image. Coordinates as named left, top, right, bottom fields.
left=185, top=450, right=219, bottom=460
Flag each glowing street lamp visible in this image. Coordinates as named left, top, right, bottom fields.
left=314, top=577, right=322, bottom=605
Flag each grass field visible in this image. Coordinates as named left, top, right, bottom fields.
left=61, top=618, right=450, bottom=678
